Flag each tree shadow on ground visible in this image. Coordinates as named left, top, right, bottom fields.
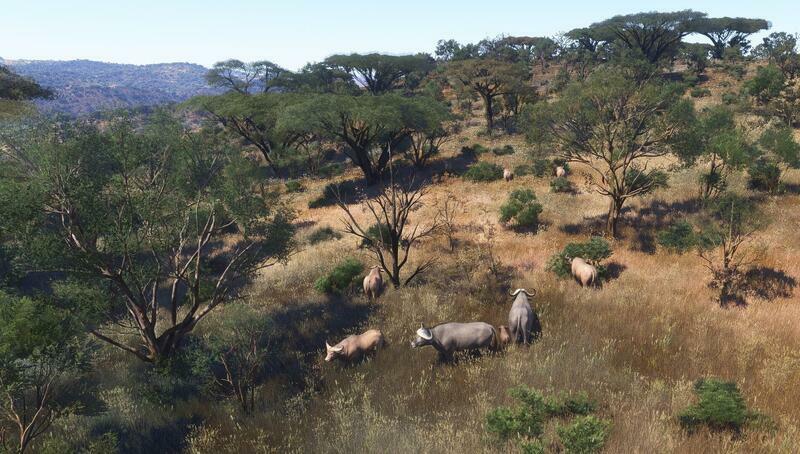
left=742, top=267, right=797, bottom=301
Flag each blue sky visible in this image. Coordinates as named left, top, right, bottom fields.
left=2, top=0, right=798, bottom=69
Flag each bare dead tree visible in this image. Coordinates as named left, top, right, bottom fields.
left=438, top=193, right=462, bottom=252
left=337, top=179, right=440, bottom=288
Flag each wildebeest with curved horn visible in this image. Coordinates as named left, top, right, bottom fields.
left=507, top=288, right=541, bottom=344
left=411, top=322, right=497, bottom=360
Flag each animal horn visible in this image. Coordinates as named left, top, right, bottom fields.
left=325, top=342, right=332, bottom=349
left=523, top=289, right=536, bottom=297
left=510, top=288, right=521, bottom=296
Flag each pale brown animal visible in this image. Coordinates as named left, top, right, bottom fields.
left=497, top=325, right=512, bottom=349
left=570, top=257, right=598, bottom=287
left=503, top=168, right=514, bottom=182
left=363, top=266, right=383, bottom=300
left=555, top=166, right=566, bottom=178
left=325, top=329, right=384, bottom=362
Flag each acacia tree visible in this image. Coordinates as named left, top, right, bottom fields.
left=444, top=59, right=528, bottom=133
left=0, top=292, right=87, bottom=453
left=525, top=67, right=690, bottom=237
left=589, top=10, right=707, bottom=64
left=671, top=105, right=757, bottom=199
left=324, top=53, right=434, bottom=94
left=205, top=59, right=286, bottom=94
left=690, top=17, right=770, bottom=58
left=337, top=178, right=440, bottom=288
left=0, top=115, right=296, bottom=363
left=402, top=96, right=454, bottom=168
left=754, top=32, right=800, bottom=78
left=497, top=36, right=559, bottom=72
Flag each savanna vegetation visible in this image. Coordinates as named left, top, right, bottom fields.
left=2, top=9, right=800, bottom=453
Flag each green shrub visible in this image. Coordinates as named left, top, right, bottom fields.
left=463, top=162, right=504, bottom=182
left=657, top=220, right=697, bottom=253
left=317, top=162, right=345, bottom=179
left=492, top=145, right=515, bottom=156
left=487, top=386, right=549, bottom=441
left=499, top=189, right=543, bottom=230
left=690, top=87, right=711, bottom=98
left=550, top=176, right=573, bottom=193
left=557, top=416, right=612, bottom=454
left=359, top=223, right=394, bottom=249
left=531, top=158, right=551, bottom=177
left=721, top=92, right=739, bottom=105
left=313, top=258, right=364, bottom=294
left=678, top=379, right=765, bottom=433
left=546, top=392, right=597, bottom=417
left=551, top=158, right=571, bottom=174
left=748, top=158, right=782, bottom=193
left=307, top=226, right=341, bottom=245
left=514, top=164, right=534, bottom=177
left=520, top=440, right=545, bottom=454
left=546, top=237, right=612, bottom=279
left=461, top=143, right=488, bottom=156
left=285, top=180, right=305, bottom=193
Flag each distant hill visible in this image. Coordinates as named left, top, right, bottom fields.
left=0, top=58, right=222, bottom=116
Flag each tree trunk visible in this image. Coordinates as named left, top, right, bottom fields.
left=482, top=94, right=494, bottom=134
left=606, top=198, right=624, bottom=238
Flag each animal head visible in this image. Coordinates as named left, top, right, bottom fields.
left=498, top=325, right=511, bottom=344
left=370, top=266, right=382, bottom=274
left=509, top=288, right=536, bottom=298
left=324, top=341, right=344, bottom=362
left=410, top=324, right=433, bottom=348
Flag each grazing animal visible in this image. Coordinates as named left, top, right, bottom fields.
left=363, top=266, right=383, bottom=300
left=325, top=329, right=384, bottom=362
left=570, top=257, right=598, bottom=287
left=411, top=322, right=496, bottom=359
left=497, top=325, right=512, bottom=349
left=555, top=166, right=566, bottom=178
left=503, top=168, right=514, bottom=182
left=507, top=288, right=541, bottom=344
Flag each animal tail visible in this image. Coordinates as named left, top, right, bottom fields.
left=490, top=325, right=500, bottom=352
left=516, top=317, right=526, bottom=344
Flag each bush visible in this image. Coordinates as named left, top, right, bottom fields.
left=546, top=393, right=597, bottom=417
left=531, top=158, right=551, bottom=177
left=520, top=440, right=545, bottom=454
left=285, top=180, right=305, bottom=193
left=546, top=237, right=612, bottom=279
left=317, top=162, right=345, bottom=179
left=721, top=92, right=739, bottom=105
left=499, top=189, right=543, bottom=230
left=492, top=145, right=515, bottom=156
left=460, top=143, right=489, bottom=156
left=690, top=87, right=711, bottom=98
left=359, top=223, right=395, bottom=249
left=557, top=416, right=612, bottom=454
left=307, top=226, right=341, bottom=245
left=487, top=387, right=549, bottom=440
left=313, top=258, right=364, bottom=294
left=550, top=176, right=573, bottom=193
left=748, top=158, right=782, bottom=193
left=514, top=164, right=533, bottom=177
left=678, top=379, right=771, bottom=433
left=657, top=220, right=697, bottom=253
left=463, top=162, right=504, bottom=182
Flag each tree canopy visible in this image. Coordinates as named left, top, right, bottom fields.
left=690, top=17, right=770, bottom=58
left=323, top=53, right=434, bottom=94
left=205, top=59, right=287, bottom=94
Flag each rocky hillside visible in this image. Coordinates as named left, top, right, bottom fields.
left=0, top=58, right=221, bottom=116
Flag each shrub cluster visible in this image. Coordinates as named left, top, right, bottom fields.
left=492, top=144, right=516, bottom=156
left=678, top=378, right=771, bottom=434
left=307, top=226, right=341, bottom=245
left=486, top=386, right=609, bottom=453
left=285, top=180, right=305, bottom=193
left=690, top=87, right=712, bottom=98
left=546, top=237, right=612, bottom=279
left=747, top=158, right=782, bottom=193
left=550, top=176, right=573, bottom=193
left=499, top=189, right=543, bottom=230
left=313, top=258, right=364, bottom=294
left=657, top=220, right=697, bottom=253
left=463, top=162, right=504, bottom=182
left=460, top=143, right=489, bottom=156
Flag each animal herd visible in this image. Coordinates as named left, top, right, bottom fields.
left=324, top=288, right=542, bottom=363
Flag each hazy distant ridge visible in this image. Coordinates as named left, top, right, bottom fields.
left=0, top=58, right=221, bottom=116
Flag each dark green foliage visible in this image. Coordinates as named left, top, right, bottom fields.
left=0, top=65, right=53, bottom=101
left=557, top=416, right=612, bottom=454
left=486, top=387, right=549, bottom=440
left=307, top=226, right=342, bottom=245
left=514, top=164, right=534, bottom=177
left=657, top=221, right=697, bottom=253
left=463, top=162, right=504, bottom=182
left=547, top=237, right=612, bottom=279
left=679, top=379, right=766, bottom=433
left=313, top=258, right=364, bottom=295
left=492, top=145, right=515, bottom=156
left=358, top=223, right=396, bottom=250
left=550, top=176, right=573, bottom=193
left=323, top=53, right=434, bottom=94
left=531, top=158, right=551, bottom=177
left=285, top=180, right=305, bottom=193
left=748, top=158, right=782, bottom=192
left=318, top=162, right=345, bottom=179
left=691, top=87, right=711, bottom=98
left=520, top=440, right=545, bottom=454
left=744, top=65, right=786, bottom=104
left=460, top=143, right=489, bottom=156
left=499, top=189, right=543, bottom=230
left=721, top=92, right=739, bottom=105
left=545, top=393, right=597, bottom=417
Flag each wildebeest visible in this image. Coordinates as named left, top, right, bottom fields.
left=363, top=266, right=383, bottom=300
left=325, top=329, right=384, bottom=362
left=507, top=288, right=541, bottom=344
left=411, top=322, right=497, bottom=359
left=503, top=168, right=514, bottom=182
left=555, top=166, right=566, bottom=178
left=497, top=325, right=512, bottom=348
left=570, top=257, right=598, bottom=287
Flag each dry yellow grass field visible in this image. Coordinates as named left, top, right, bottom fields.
left=182, top=67, right=800, bottom=454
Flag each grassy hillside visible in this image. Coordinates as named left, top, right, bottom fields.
left=33, top=60, right=800, bottom=453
